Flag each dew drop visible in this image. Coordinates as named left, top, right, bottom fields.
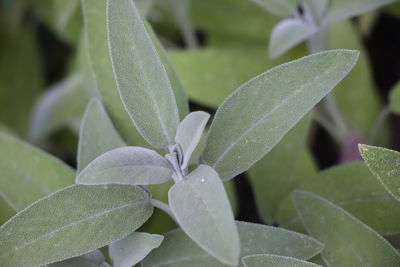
left=201, top=178, right=205, bottom=183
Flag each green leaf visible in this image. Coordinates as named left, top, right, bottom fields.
left=77, top=99, right=125, bottom=173
left=175, top=111, right=210, bottom=170
left=250, top=0, right=298, bottom=18
left=0, top=132, right=74, bottom=224
left=0, top=27, right=43, bottom=135
left=293, top=190, right=400, bottom=266
left=29, top=73, right=88, bottom=141
left=145, top=22, right=189, bottom=120
left=202, top=50, right=359, bottom=180
left=109, top=232, right=163, bottom=267
left=302, top=0, right=329, bottom=20
left=247, top=114, right=312, bottom=224
left=326, top=0, right=397, bottom=22
left=169, top=165, right=240, bottom=265
left=360, top=145, right=400, bottom=202
left=142, top=221, right=323, bottom=267
left=49, top=250, right=106, bottom=267
left=77, top=147, right=173, bottom=186
left=107, top=0, right=179, bottom=148
left=389, top=81, right=400, bottom=114
left=269, top=18, right=317, bottom=59
left=242, top=254, right=321, bottom=267
left=327, top=20, right=381, bottom=135
left=0, top=184, right=153, bottom=267
left=277, top=162, right=400, bottom=235
left=82, top=0, right=146, bottom=147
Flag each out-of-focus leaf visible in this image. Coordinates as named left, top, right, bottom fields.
left=0, top=27, right=43, bottom=135
left=360, top=145, right=400, bottom=202
left=293, top=190, right=400, bottom=266
left=108, top=0, right=179, bottom=149
left=0, top=184, right=153, bottom=267
left=29, top=0, right=82, bottom=44
left=277, top=162, right=400, bottom=235
left=389, top=81, right=400, bottom=114
left=302, top=0, right=329, bottom=20
left=247, top=114, right=312, bottom=224
left=142, top=221, right=323, bottom=267
left=0, top=132, right=74, bottom=225
left=82, top=0, right=149, bottom=147
left=328, top=20, right=380, bottom=136
left=175, top=111, right=210, bottom=170
left=168, top=47, right=305, bottom=109
left=109, top=232, right=163, bottom=267
left=242, top=254, right=321, bottom=267
left=169, top=165, right=240, bottom=265
left=269, top=18, right=318, bottom=59
left=77, top=147, right=173, bottom=186
left=202, top=50, right=359, bottom=181
left=250, top=0, right=298, bottom=18
left=77, top=99, right=125, bottom=173
left=326, top=0, right=397, bottom=23
left=29, top=74, right=88, bottom=142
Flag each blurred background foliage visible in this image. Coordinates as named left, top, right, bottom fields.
left=0, top=0, right=400, bottom=235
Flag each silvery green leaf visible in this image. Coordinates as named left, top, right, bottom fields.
left=142, top=221, right=323, bottom=267
left=326, top=0, right=397, bottom=23
left=0, top=184, right=153, bottom=267
left=145, top=22, right=189, bottom=120
left=169, top=165, right=240, bottom=265
left=0, top=132, right=74, bottom=224
left=175, top=111, right=210, bottom=170
left=77, top=147, right=173, bottom=186
left=107, top=0, right=179, bottom=148
left=389, top=82, right=400, bottom=114
left=301, top=0, right=329, bottom=20
left=242, top=254, right=321, bottom=267
left=247, top=114, right=313, bottom=224
left=48, top=250, right=106, bottom=267
left=109, top=232, right=163, bottom=267
left=250, top=0, right=298, bottom=18
left=77, top=99, right=125, bottom=173
left=82, top=0, right=146, bottom=146
left=202, top=50, right=359, bottom=181
left=29, top=73, right=88, bottom=141
left=360, top=145, right=400, bottom=202
left=277, top=162, right=400, bottom=235
left=134, top=0, right=155, bottom=17
left=293, top=190, right=400, bottom=266
left=269, top=18, right=318, bottom=59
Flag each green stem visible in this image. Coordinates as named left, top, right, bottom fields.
left=368, top=105, right=390, bottom=144
left=170, top=0, right=199, bottom=48
left=151, top=199, right=177, bottom=222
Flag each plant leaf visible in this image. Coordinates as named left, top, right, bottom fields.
left=169, top=165, right=240, bottom=265
left=29, top=73, right=88, bottom=142
left=269, top=18, right=318, bottom=59
left=49, top=250, right=106, bottom=267
left=202, top=50, right=359, bottom=180
left=250, top=0, right=298, bottom=18
left=145, top=22, right=189, bottom=120
left=142, top=221, right=323, bottom=267
left=242, top=254, right=321, bottom=267
left=109, top=232, right=163, bottom=267
left=301, top=0, right=329, bottom=20
left=0, top=132, right=74, bottom=224
left=360, top=145, right=400, bottom=202
left=292, top=190, right=400, bottom=266
left=77, top=99, right=125, bottom=173
left=277, top=162, right=400, bottom=235
left=326, top=0, right=397, bottom=23
left=247, top=114, right=313, bottom=224
left=0, top=184, right=153, bottom=267
left=175, top=111, right=210, bottom=170
left=77, top=147, right=173, bottom=186
left=107, top=0, right=179, bottom=148
left=389, top=82, right=400, bottom=114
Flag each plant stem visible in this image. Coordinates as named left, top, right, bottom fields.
left=314, top=111, right=343, bottom=143
left=170, top=0, right=199, bottom=48
left=368, top=105, right=390, bottom=144
left=151, top=199, right=177, bottom=222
